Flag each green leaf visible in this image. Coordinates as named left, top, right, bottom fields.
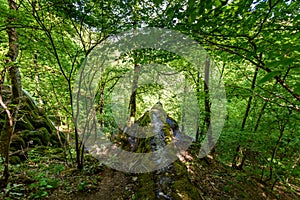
left=153, top=0, right=163, bottom=6
left=294, top=84, right=300, bottom=94
left=259, top=71, right=281, bottom=84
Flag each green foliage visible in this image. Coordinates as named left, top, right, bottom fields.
left=77, top=181, right=87, bottom=192
left=29, top=173, right=60, bottom=199
left=259, top=71, right=282, bottom=84
left=0, top=0, right=299, bottom=197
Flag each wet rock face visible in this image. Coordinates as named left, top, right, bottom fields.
left=0, top=85, right=64, bottom=164
left=112, top=102, right=180, bottom=199
left=112, top=102, right=179, bottom=153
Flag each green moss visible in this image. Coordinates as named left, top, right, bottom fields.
left=49, top=129, right=66, bottom=147
left=34, top=116, right=53, bottom=133
left=173, top=178, right=200, bottom=200
left=162, top=123, right=173, bottom=144
left=9, top=156, right=21, bottom=164
left=135, top=173, right=156, bottom=199
left=172, top=161, right=201, bottom=200
left=19, top=130, right=44, bottom=146
left=173, top=161, right=186, bottom=176
left=10, top=135, right=26, bottom=150
left=38, top=127, right=51, bottom=145
left=21, top=103, right=39, bottom=119
left=15, top=115, right=35, bottom=131
left=18, top=130, right=31, bottom=142
left=136, top=137, right=153, bottom=153
left=21, top=95, right=37, bottom=111
left=31, top=137, right=42, bottom=146
left=0, top=85, right=66, bottom=164
left=137, top=111, right=151, bottom=126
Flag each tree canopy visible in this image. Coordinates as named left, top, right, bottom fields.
left=0, top=0, right=299, bottom=199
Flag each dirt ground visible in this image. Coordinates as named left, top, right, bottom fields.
left=47, top=149, right=300, bottom=200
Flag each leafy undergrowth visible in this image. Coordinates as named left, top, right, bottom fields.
left=0, top=145, right=299, bottom=200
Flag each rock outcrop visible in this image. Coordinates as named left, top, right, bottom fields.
left=0, top=85, right=65, bottom=164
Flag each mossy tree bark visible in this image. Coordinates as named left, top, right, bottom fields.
left=0, top=73, right=14, bottom=187
left=128, top=57, right=140, bottom=126
left=6, top=0, right=22, bottom=100
left=201, top=56, right=213, bottom=155
left=1, top=0, right=22, bottom=187
left=195, top=70, right=201, bottom=142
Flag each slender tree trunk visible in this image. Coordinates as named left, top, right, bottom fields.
left=241, top=66, right=259, bottom=129
left=254, top=100, right=268, bottom=132
left=6, top=0, right=22, bottom=100
left=267, top=118, right=286, bottom=181
left=128, top=4, right=140, bottom=126
left=204, top=56, right=211, bottom=131
left=34, top=53, right=43, bottom=106
left=128, top=58, right=140, bottom=126
left=1, top=0, right=22, bottom=186
left=232, top=66, right=259, bottom=169
left=99, top=82, right=105, bottom=128
left=181, top=76, right=189, bottom=134
left=70, top=82, right=83, bottom=170
left=195, top=70, right=201, bottom=141
left=204, top=56, right=213, bottom=153
left=0, top=69, right=14, bottom=188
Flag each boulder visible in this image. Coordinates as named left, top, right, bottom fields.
left=0, top=85, right=65, bottom=164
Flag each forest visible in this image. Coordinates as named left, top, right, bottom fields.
left=0, top=0, right=299, bottom=199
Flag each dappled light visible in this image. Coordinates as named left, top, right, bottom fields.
left=0, top=0, right=299, bottom=199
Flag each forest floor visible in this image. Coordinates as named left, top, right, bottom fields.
left=1, top=145, right=299, bottom=200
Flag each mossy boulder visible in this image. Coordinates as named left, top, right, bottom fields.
left=134, top=173, right=157, bottom=199
left=0, top=85, right=65, bottom=164
left=112, top=102, right=179, bottom=154
left=14, top=115, right=35, bottom=131
left=172, top=160, right=202, bottom=200
left=9, top=156, right=21, bottom=165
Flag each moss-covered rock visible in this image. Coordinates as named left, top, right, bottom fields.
left=9, top=156, right=21, bottom=164
left=135, top=137, right=153, bottom=153
left=38, top=127, right=51, bottom=145
left=15, top=115, right=35, bottom=131
left=136, top=111, right=151, bottom=126
left=112, top=102, right=179, bottom=154
left=172, top=161, right=201, bottom=200
left=134, top=173, right=156, bottom=199
left=0, top=85, right=65, bottom=164
left=34, top=116, right=55, bottom=133
left=10, top=135, right=26, bottom=152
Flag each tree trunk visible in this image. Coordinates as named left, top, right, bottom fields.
left=195, top=70, right=201, bottom=141
left=203, top=56, right=213, bottom=153
left=6, top=0, right=22, bottom=101
left=204, top=56, right=211, bottom=132
left=181, top=76, right=189, bottom=134
left=267, top=116, right=287, bottom=181
left=128, top=58, right=140, bottom=126
left=254, top=100, right=268, bottom=132
left=0, top=71, right=14, bottom=187
left=34, top=53, right=43, bottom=106
left=99, top=82, right=105, bottom=128
left=232, top=66, right=259, bottom=169
left=241, top=66, right=259, bottom=130
left=1, top=0, right=22, bottom=187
